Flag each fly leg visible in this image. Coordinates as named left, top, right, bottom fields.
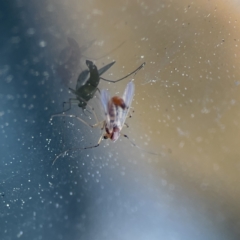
left=120, top=133, right=162, bottom=156
left=50, top=113, right=103, bottom=129
left=85, top=103, right=100, bottom=124
left=61, top=98, right=79, bottom=150
left=127, top=106, right=135, bottom=118
left=52, top=122, right=106, bottom=165
left=83, top=129, right=105, bottom=149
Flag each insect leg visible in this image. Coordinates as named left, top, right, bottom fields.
left=52, top=124, right=105, bottom=165
left=121, top=133, right=162, bottom=156
left=85, top=103, right=100, bottom=123
left=83, top=130, right=105, bottom=149
left=63, top=98, right=79, bottom=113
left=100, top=62, right=146, bottom=83
left=59, top=98, right=79, bottom=150
left=50, top=113, right=103, bottom=128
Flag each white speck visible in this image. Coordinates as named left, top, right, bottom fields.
left=7, top=94, right=14, bottom=100
left=5, top=75, right=13, bottom=83
left=234, top=81, right=240, bottom=86
left=27, top=28, right=35, bottom=35
left=201, top=107, right=210, bottom=114
left=179, top=141, right=185, bottom=148
left=28, top=104, right=34, bottom=110
left=177, top=127, right=188, bottom=137
left=39, top=41, right=47, bottom=47
left=95, top=40, right=104, bottom=46
left=141, top=55, right=144, bottom=59
left=17, top=231, right=23, bottom=238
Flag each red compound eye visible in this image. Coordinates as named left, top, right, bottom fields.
left=111, top=96, right=126, bottom=109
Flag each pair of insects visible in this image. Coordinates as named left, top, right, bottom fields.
left=51, top=60, right=158, bottom=164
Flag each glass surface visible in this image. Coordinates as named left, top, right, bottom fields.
left=1, top=0, right=240, bottom=239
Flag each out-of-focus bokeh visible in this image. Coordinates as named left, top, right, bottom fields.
left=1, top=0, right=240, bottom=239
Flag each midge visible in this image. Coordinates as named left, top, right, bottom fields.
left=63, top=60, right=145, bottom=113
left=50, top=80, right=159, bottom=165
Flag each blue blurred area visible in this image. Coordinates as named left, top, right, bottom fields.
left=0, top=2, right=94, bottom=239
left=0, top=1, right=240, bottom=240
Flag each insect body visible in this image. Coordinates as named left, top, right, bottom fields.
left=66, top=60, right=115, bottom=110
left=63, top=60, right=145, bottom=112
left=51, top=79, right=161, bottom=165
left=101, top=81, right=135, bottom=141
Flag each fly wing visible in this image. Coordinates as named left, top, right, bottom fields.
left=119, top=81, right=135, bottom=129
left=100, top=89, right=111, bottom=120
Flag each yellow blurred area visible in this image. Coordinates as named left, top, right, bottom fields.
left=52, top=0, right=240, bottom=238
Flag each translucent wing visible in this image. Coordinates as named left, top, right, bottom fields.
left=119, top=81, right=135, bottom=129
left=123, top=81, right=135, bottom=108
left=100, top=89, right=111, bottom=118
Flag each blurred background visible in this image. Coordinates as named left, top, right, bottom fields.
left=1, top=0, right=240, bottom=239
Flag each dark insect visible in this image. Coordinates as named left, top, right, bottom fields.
left=63, top=60, right=145, bottom=113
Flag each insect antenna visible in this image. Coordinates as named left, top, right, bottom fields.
left=100, top=62, right=146, bottom=83
left=81, top=41, right=126, bottom=60
left=121, top=133, right=164, bottom=156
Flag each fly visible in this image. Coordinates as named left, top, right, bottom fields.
left=51, top=80, right=161, bottom=165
